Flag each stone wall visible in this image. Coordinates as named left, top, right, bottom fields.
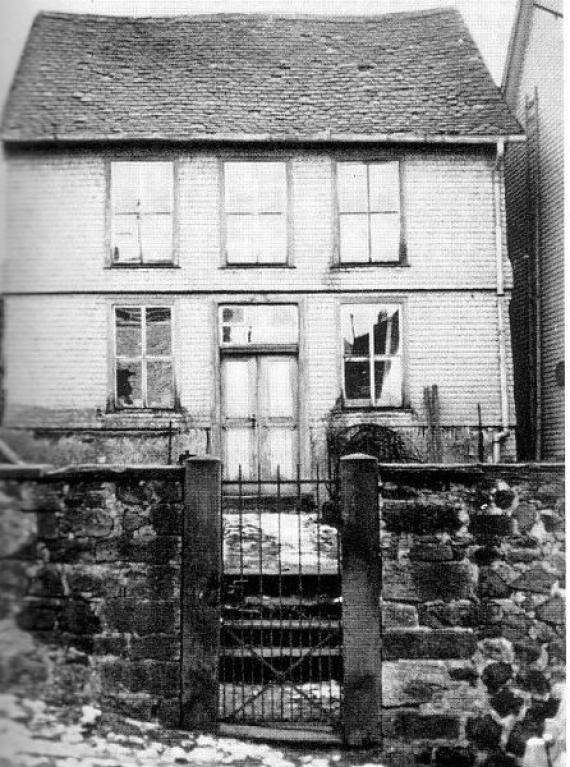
left=0, top=465, right=185, bottom=727
left=379, top=463, right=565, bottom=766
left=0, top=462, right=564, bottom=763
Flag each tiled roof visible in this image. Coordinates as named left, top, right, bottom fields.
left=1, top=9, right=522, bottom=143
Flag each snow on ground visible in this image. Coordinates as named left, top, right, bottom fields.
left=0, top=694, right=389, bottom=767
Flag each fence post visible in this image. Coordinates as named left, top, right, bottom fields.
left=340, top=453, right=382, bottom=747
left=181, top=456, right=222, bottom=731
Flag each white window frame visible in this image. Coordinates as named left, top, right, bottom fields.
left=223, top=161, right=289, bottom=266
left=113, top=305, right=176, bottom=409
left=109, top=160, right=175, bottom=266
left=336, top=160, right=404, bottom=265
left=341, top=303, right=404, bottom=408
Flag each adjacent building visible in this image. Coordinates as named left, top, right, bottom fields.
left=503, top=0, right=564, bottom=460
left=0, top=9, right=523, bottom=471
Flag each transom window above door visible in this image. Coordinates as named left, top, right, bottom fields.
left=220, top=304, right=298, bottom=346
left=110, top=161, right=174, bottom=265
left=224, top=162, right=288, bottom=265
left=336, top=161, right=403, bottom=264
left=341, top=303, right=403, bottom=407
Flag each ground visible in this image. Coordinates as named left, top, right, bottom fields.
left=0, top=695, right=393, bottom=767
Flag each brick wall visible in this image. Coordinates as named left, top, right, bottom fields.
left=0, top=461, right=563, bottom=759
left=2, top=145, right=516, bottom=464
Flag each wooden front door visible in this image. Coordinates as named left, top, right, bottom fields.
left=222, top=354, right=298, bottom=479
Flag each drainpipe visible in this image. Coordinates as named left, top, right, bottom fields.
left=492, top=139, right=510, bottom=463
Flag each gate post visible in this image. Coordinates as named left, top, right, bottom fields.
left=340, top=453, right=382, bottom=747
left=181, top=456, right=222, bottom=731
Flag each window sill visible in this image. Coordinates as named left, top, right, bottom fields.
left=221, top=264, right=296, bottom=269
left=331, top=262, right=409, bottom=269
left=105, top=263, right=180, bottom=270
left=107, top=408, right=180, bottom=415
left=341, top=404, right=412, bottom=413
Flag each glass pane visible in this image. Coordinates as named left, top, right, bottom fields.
left=139, top=162, right=172, bottom=213
left=223, top=359, right=251, bottom=418
left=147, top=360, right=174, bottom=408
left=111, top=213, right=141, bottom=263
left=342, top=305, right=374, bottom=356
left=115, top=307, right=142, bottom=356
left=264, top=358, right=294, bottom=417
left=226, top=215, right=256, bottom=263
left=116, top=360, right=143, bottom=408
left=375, top=359, right=402, bottom=407
left=266, top=429, right=294, bottom=479
left=337, top=163, right=368, bottom=212
left=258, top=214, right=287, bottom=263
left=369, top=162, right=400, bottom=211
left=339, top=215, right=369, bottom=263
left=139, top=214, right=173, bottom=263
left=225, top=163, right=258, bottom=212
left=373, top=307, right=400, bottom=356
left=344, top=360, right=370, bottom=400
left=111, top=163, right=141, bottom=213
left=225, top=428, right=253, bottom=479
left=256, top=163, right=286, bottom=212
left=146, top=307, right=171, bottom=355
left=370, top=213, right=401, bottom=262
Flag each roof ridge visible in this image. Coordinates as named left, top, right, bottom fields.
left=34, top=7, right=458, bottom=24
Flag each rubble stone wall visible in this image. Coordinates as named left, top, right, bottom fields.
left=0, top=463, right=564, bottom=764
left=379, top=463, right=565, bottom=765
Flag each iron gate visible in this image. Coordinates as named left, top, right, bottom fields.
left=220, top=467, right=342, bottom=728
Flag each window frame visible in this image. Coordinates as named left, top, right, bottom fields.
left=110, top=302, right=177, bottom=411
left=220, top=159, right=293, bottom=268
left=333, top=159, right=407, bottom=267
left=106, top=158, right=178, bottom=268
left=340, top=300, right=407, bottom=409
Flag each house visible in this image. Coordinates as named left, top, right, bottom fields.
left=502, top=0, right=564, bottom=461
left=0, top=9, right=524, bottom=473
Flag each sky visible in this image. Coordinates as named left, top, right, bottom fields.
left=0, top=0, right=518, bottom=277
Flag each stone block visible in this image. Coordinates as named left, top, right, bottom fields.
left=383, top=560, right=476, bottom=602
left=510, top=566, right=558, bottom=594
left=66, top=569, right=107, bottom=596
left=26, top=566, right=65, bottom=598
left=490, top=687, right=523, bottom=717
left=150, top=503, right=181, bottom=536
left=16, top=604, right=59, bottom=632
left=419, top=600, right=479, bottom=628
left=433, top=746, right=475, bottom=767
left=130, top=634, right=179, bottom=661
left=383, top=628, right=477, bottom=660
left=391, top=711, right=461, bottom=740
left=481, top=662, right=512, bottom=693
left=515, top=668, right=550, bottom=694
left=59, top=600, right=101, bottom=635
left=478, top=638, right=515, bottom=663
left=93, top=634, right=129, bottom=655
left=382, top=601, right=419, bottom=629
left=505, top=547, right=541, bottom=563
left=382, top=660, right=452, bottom=706
left=60, top=509, right=115, bottom=539
left=382, top=503, right=463, bottom=535
left=466, top=714, right=502, bottom=750
left=478, top=568, right=511, bottom=599
left=535, top=595, right=565, bottom=625
left=470, top=515, right=513, bottom=540
left=514, top=503, right=537, bottom=533
left=103, top=598, right=176, bottom=635
left=409, top=543, right=454, bottom=562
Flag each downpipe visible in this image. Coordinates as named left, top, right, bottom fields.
left=492, top=139, right=510, bottom=462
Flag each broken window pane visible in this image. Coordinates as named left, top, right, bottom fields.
left=146, top=307, right=172, bottom=355
left=116, top=360, right=143, bottom=408
left=344, top=360, right=370, bottom=400
left=115, top=308, right=142, bottom=356
left=147, top=360, right=174, bottom=408
left=342, top=306, right=372, bottom=355
left=375, top=359, right=402, bottom=406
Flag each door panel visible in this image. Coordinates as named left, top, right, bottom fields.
left=221, top=354, right=298, bottom=480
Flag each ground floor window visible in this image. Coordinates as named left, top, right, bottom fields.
left=114, top=306, right=175, bottom=408
left=341, top=303, right=403, bottom=407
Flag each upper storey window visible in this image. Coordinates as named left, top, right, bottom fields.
left=110, top=161, right=174, bottom=265
left=337, top=161, right=403, bottom=264
left=224, top=162, right=288, bottom=265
